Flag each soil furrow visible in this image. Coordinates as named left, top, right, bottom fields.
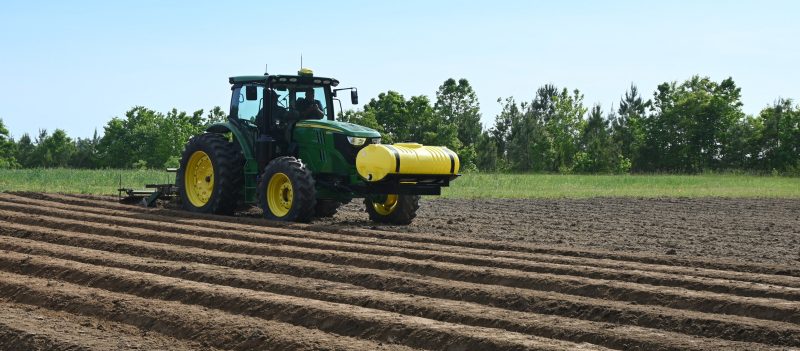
left=0, top=323, right=90, bottom=351
left=4, top=193, right=799, bottom=298
left=19, top=192, right=800, bottom=278
left=15, top=193, right=800, bottom=291
left=0, top=301, right=208, bottom=351
left=0, top=271, right=416, bottom=351
left=0, top=251, right=610, bottom=351
left=0, top=236, right=780, bottom=351
left=1, top=220, right=798, bottom=347
left=2, top=205, right=798, bottom=324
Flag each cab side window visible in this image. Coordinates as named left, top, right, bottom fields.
left=237, top=85, right=263, bottom=121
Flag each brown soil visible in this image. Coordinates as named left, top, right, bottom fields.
left=0, top=301, right=211, bottom=351
left=0, top=192, right=798, bottom=350
left=317, top=197, right=800, bottom=266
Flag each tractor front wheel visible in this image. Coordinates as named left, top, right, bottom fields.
left=364, top=194, right=420, bottom=225
left=258, top=156, right=316, bottom=222
left=177, top=133, right=243, bottom=215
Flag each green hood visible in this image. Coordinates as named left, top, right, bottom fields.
left=295, top=119, right=381, bottom=138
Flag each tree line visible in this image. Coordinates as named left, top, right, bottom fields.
left=0, top=106, right=227, bottom=170
left=341, top=76, right=800, bottom=175
left=0, top=75, right=798, bottom=175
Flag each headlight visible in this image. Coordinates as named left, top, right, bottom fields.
left=347, top=136, right=366, bottom=146
left=372, top=138, right=381, bottom=144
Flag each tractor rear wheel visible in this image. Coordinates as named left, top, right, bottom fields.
left=258, top=156, right=316, bottom=222
left=177, top=133, right=243, bottom=215
left=364, top=194, right=420, bottom=225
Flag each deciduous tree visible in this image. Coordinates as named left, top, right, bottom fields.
left=574, top=105, right=617, bottom=173
left=30, top=129, right=75, bottom=167
left=0, top=118, right=18, bottom=168
left=642, top=76, right=744, bottom=172
left=754, top=99, right=800, bottom=172
left=434, top=78, right=482, bottom=147
left=14, top=133, right=34, bottom=168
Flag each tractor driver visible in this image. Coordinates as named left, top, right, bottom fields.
left=295, top=88, right=325, bottom=120
left=255, top=89, right=285, bottom=127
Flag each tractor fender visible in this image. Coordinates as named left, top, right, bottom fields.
left=206, top=122, right=255, bottom=159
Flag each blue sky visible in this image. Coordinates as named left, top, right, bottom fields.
left=1, top=0, right=798, bottom=138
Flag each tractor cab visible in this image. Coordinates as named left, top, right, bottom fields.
left=226, top=69, right=369, bottom=172
left=228, top=71, right=341, bottom=136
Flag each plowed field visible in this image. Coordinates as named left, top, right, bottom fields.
left=0, top=192, right=798, bottom=350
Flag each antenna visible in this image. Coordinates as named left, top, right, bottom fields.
left=264, top=63, right=268, bottom=75
left=300, top=53, right=303, bottom=69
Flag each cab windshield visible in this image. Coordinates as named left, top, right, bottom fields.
left=271, top=84, right=331, bottom=121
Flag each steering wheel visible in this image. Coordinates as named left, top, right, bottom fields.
left=243, top=118, right=258, bottom=128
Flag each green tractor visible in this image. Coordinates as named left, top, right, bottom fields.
left=176, top=68, right=459, bottom=224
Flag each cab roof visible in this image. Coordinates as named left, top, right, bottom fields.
left=229, top=74, right=339, bottom=87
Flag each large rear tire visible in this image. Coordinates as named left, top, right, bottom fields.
left=258, top=156, right=316, bottom=222
left=177, top=133, right=244, bottom=215
left=364, top=194, right=420, bottom=225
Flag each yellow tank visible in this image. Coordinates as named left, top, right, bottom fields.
left=355, top=143, right=459, bottom=182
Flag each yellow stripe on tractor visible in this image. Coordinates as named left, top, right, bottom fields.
left=355, top=143, right=460, bottom=182
left=294, top=122, right=341, bottom=132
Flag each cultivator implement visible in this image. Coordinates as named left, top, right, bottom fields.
left=117, top=168, right=178, bottom=207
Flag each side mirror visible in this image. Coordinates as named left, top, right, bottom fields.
left=351, top=90, right=359, bottom=105
left=245, top=86, right=258, bottom=101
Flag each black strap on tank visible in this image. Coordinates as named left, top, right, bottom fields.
left=385, top=145, right=401, bottom=172
left=444, top=148, right=455, bottom=173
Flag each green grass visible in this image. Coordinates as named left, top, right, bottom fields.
left=0, top=169, right=798, bottom=199
left=441, top=173, right=800, bottom=198
left=0, top=168, right=173, bottom=195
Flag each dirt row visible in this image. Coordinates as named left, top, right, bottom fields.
left=0, top=301, right=211, bottom=351
left=0, top=192, right=798, bottom=350
left=0, top=202, right=798, bottom=325
left=0, top=270, right=405, bottom=351
left=5, top=193, right=800, bottom=298
left=0, top=236, right=764, bottom=351
left=36, top=192, right=800, bottom=276
left=20, top=192, right=800, bottom=279
left=321, top=196, right=800, bottom=266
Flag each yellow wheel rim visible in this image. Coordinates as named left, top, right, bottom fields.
left=373, top=194, right=398, bottom=216
left=184, top=151, right=214, bottom=207
left=267, top=172, right=293, bottom=217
